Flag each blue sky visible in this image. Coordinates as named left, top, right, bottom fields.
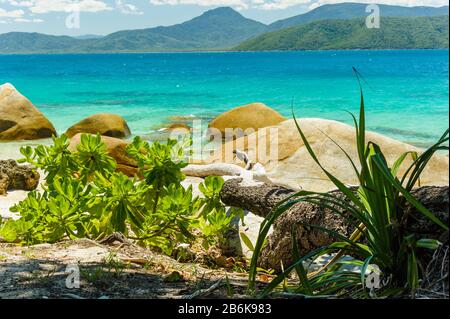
left=0, top=0, right=448, bottom=36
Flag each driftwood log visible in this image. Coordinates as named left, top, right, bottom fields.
left=182, top=163, right=245, bottom=178
left=221, top=178, right=449, bottom=275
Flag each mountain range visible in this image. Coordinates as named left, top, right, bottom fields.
left=0, top=3, right=448, bottom=53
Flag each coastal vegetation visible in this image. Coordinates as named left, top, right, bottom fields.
left=0, top=134, right=242, bottom=258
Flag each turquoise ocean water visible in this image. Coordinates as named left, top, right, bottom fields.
left=0, top=50, right=448, bottom=148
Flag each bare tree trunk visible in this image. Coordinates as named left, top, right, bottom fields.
left=220, top=178, right=449, bottom=273
left=220, top=178, right=296, bottom=217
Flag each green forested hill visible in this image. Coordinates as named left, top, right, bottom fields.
left=235, top=15, right=449, bottom=51
left=0, top=7, right=266, bottom=53
left=268, top=3, right=449, bottom=31
left=79, top=7, right=267, bottom=52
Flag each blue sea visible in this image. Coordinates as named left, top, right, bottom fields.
left=0, top=50, right=448, bottom=147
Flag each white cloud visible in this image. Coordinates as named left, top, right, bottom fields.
left=148, top=0, right=310, bottom=10
left=1, top=0, right=114, bottom=14
left=116, top=0, right=143, bottom=14
left=258, top=0, right=309, bottom=10
left=6, top=0, right=34, bottom=7
left=0, top=8, right=24, bottom=18
left=308, top=0, right=449, bottom=10
left=148, top=0, right=449, bottom=11
left=14, top=17, right=44, bottom=21
left=149, top=0, right=250, bottom=10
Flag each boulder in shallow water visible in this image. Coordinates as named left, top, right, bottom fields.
left=208, top=103, right=286, bottom=137
left=65, top=113, right=131, bottom=138
left=0, top=159, right=40, bottom=195
left=165, top=123, right=191, bottom=133
left=0, top=83, right=56, bottom=141
left=68, top=134, right=138, bottom=177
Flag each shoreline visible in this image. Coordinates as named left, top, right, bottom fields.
left=1, top=120, right=447, bottom=161
left=0, top=48, right=449, bottom=56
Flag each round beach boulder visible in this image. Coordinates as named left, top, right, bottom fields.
left=66, top=113, right=131, bottom=138
left=208, top=118, right=449, bottom=192
left=68, top=133, right=138, bottom=177
left=0, top=83, right=56, bottom=141
left=208, top=102, right=286, bottom=136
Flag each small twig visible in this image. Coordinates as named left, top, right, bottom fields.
left=120, top=258, right=151, bottom=265
left=416, top=288, right=449, bottom=298
left=182, top=278, right=225, bottom=299
left=98, top=232, right=133, bottom=246
left=268, top=292, right=335, bottom=299
left=427, top=273, right=449, bottom=287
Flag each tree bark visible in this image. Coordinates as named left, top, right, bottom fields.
left=220, top=178, right=296, bottom=217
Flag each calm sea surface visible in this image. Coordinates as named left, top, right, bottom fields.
left=0, top=50, right=448, bottom=147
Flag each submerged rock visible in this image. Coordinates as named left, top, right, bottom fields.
left=165, top=123, right=191, bottom=133
left=145, top=123, right=192, bottom=142
left=0, top=159, right=40, bottom=195
left=66, top=113, right=131, bottom=138
left=208, top=102, right=286, bottom=137
left=0, top=83, right=56, bottom=141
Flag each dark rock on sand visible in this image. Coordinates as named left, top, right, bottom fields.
left=0, top=159, right=40, bottom=195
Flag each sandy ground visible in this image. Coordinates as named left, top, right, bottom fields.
left=1, top=141, right=44, bottom=219
left=0, top=239, right=254, bottom=299
left=0, top=169, right=46, bottom=221
left=0, top=139, right=53, bottom=161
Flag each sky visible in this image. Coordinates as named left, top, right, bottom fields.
left=0, top=0, right=448, bottom=36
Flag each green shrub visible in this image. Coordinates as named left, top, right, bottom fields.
left=0, top=134, right=242, bottom=258
left=248, top=75, right=449, bottom=298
